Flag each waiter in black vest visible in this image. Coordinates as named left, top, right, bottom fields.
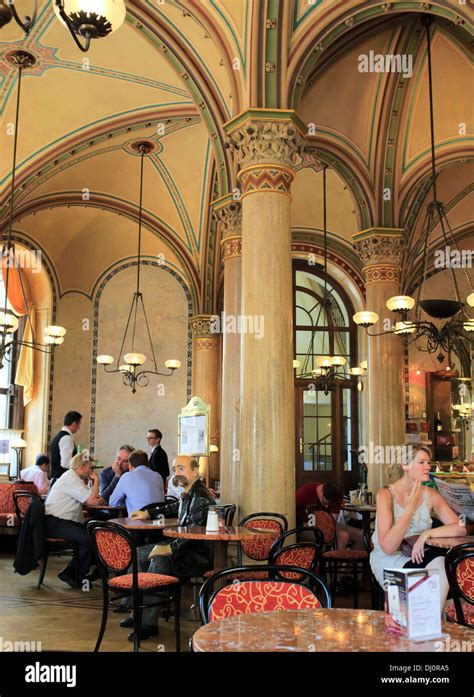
left=146, top=429, right=169, bottom=486
left=50, top=411, right=82, bottom=480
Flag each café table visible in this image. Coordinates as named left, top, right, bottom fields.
left=108, top=517, right=179, bottom=544
left=192, top=608, right=474, bottom=653
left=163, top=525, right=278, bottom=570
left=426, top=535, right=474, bottom=549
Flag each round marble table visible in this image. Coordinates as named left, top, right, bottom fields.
left=163, top=525, right=278, bottom=570
left=109, top=517, right=179, bottom=530
left=426, top=535, right=474, bottom=549
left=192, top=608, right=474, bottom=653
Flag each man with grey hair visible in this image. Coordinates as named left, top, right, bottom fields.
left=45, top=452, right=104, bottom=587
left=100, top=444, right=134, bottom=502
left=121, top=455, right=215, bottom=641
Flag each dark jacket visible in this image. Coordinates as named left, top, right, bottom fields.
left=148, top=445, right=169, bottom=485
left=146, top=479, right=215, bottom=577
left=50, top=429, right=77, bottom=479
left=99, top=467, right=119, bottom=503
left=14, top=497, right=46, bottom=575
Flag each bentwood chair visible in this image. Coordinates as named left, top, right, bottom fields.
left=308, top=508, right=369, bottom=608
left=445, top=542, right=474, bottom=627
left=13, top=490, right=79, bottom=590
left=198, top=564, right=331, bottom=624
left=237, top=512, right=288, bottom=565
left=88, top=520, right=181, bottom=652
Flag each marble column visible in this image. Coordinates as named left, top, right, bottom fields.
left=353, top=228, right=406, bottom=492
left=190, top=315, right=220, bottom=484
left=213, top=196, right=242, bottom=508
left=225, top=110, right=305, bottom=528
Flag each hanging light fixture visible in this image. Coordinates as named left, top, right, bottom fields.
left=295, top=165, right=367, bottom=395
left=97, top=141, right=181, bottom=394
left=354, top=16, right=474, bottom=363
left=0, top=0, right=125, bottom=51
left=0, top=50, right=66, bottom=370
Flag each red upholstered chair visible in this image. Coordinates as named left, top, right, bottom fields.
left=198, top=564, right=331, bottom=624
left=307, top=507, right=369, bottom=608
left=445, top=542, right=474, bottom=628
left=0, top=481, right=38, bottom=530
left=237, top=512, right=288, bottom=564
left=13, top=490, right=79, bottom=589
left=88, top=520, right=181, bottom=652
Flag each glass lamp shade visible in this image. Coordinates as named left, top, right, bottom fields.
left=315, top=356, right=332, bottom=368
left=45, top=325, right=67, bottom=338
left=349, top=367, right=364, bottom=376
left=293, top=359, right=301, bottom=369
left=54, top=0, right=126, bottom=36
left=10, top=438, right=27, bottom=449
left=124, top=352, right=146, bottom=366
left=463, top=320, right=474, bottom=333
left=359, top=360, right=367, bottom=370
left=467, top=293, right=474, bottom=307
left=330, top=356, right=346, bottom=367
left=386, top=295, right=415, bottom=312
left=393, top=321, right=416, bottom=335
left=311, top=369, right=323, bottom=377
left=210, top=444, right=219, bottom=453
left=97, top=354, right=114, bottom=365
left=353, top=311, right=379, bottom=327
left=119, top=364, right=130, bottom=373
left=165, top=359, right=181, bottom=370
left=0, top=311, right=19, bottom=333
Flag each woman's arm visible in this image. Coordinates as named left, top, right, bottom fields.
left=409, top=489, right=466, bottom=563
left=377, top=482, right=423, bottom=555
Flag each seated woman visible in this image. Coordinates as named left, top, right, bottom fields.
left=370, top=444, right=466, bottom=612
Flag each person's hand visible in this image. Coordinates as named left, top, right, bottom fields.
left=405, top=480, right=423, bottom=514
left=89, top=471, right=99, bottom=483
left=111, top=461, right=121, bottom=477
left=411, top=530, right=430, bottom=564
left=130, top=510, right=149, bottom=520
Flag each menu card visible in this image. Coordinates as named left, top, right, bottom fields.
left=384, top=568, right=442, bottom=641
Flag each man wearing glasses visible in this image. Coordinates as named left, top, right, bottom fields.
left=146, top=429, right=169, bottom=486
left=100, top=445, right=134, bottom=503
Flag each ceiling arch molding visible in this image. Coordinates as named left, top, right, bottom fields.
left=288, top=1, right=472, bottom=109
left=6, top=193, right=201, bottom=306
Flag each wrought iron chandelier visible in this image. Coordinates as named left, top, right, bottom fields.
left=0, top=0, right=125, bottom=52
left=353, top=16, right=474, bottom=362
left=96, top=141, right=181, bottom=394
left=0, top=50, right=66, bottom=371
left=294, top=165, right=367, bottom=395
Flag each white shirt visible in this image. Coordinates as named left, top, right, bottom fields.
left=45, top=469, right=90, bottom=523
left=20, top=465, right=50, bottom=494
left=59, top=427, right=76, bottom=469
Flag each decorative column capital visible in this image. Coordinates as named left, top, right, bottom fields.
left=190, top=315, right=220, bottom=351
left=224, top=110, right=306, bottom=198
left=212, top=194, right=242, bottom=239
left=353, top=228, right=406, bottom=285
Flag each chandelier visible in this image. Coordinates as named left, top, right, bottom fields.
left=294, top=165, right=367, bottom=395
left=0, top=50, right=66, bottom=370
left=0, top=0, right=125, bottom=51
left=353, top=16, right=474, bottom=363
left=96, top=141, right=181, bottom=394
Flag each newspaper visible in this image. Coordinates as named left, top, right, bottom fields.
left=433, top=478, right=474, bottom=521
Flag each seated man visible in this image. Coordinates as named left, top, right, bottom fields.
left=44, top=452, right=103, bottom=587
left=109, top=450, right=164, bottom=515
left=20, top=454, right=51, bottom=495
left=100, top=444, right=134, bottom=503
left=296, top=481, right=364, bottom=550
left=125, top=455, right=214, bottom=641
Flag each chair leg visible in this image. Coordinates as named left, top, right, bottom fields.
left=74, top=544, right=80, bottom=587
left=37, top=551, right=48, bottom=589
left=352, top=563, right=358, bottom=609
left=174, top=587, right=181, bottom=653
left=94, top=585, right=110, bottom=652
left=330, top=562, right=337, bottom=607
left=133, top=590, right=141, bottom=653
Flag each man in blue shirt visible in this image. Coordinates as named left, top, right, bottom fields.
left=100, top=444, right=134, bottom=503
left=109, top=450, right=164, bottom=515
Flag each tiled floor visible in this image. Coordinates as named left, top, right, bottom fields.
left=0, top=542, right=372, bottom=653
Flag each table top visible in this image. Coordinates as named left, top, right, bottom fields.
left=192, top=608, right=474, bottom=653
left=85, top=504, right=127, bottom=510
left=344, top=504, right=377, bottom=513
left=426, top=535, right=474, bottom=549
left=163, top=525, right=278, bottom=541
left=108, top=517, right=179, bottom=530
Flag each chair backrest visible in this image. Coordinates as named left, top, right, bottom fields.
left=12, top=490, right=38, bottom=527
left=268, top=527, right=324, bottom=580
left=306, top=507, right=336, bottom=546
left=238, top=512, right=288, bottom=561
left=199, top=564, right=331, bottom=624
left=87, top=521, right=135, bottom=576
left=445, top=543, right=474, bottom=625
left=217, top=504, right=236, bottom=526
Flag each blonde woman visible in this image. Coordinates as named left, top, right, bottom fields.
left=370, top=444, right=466, bottom=611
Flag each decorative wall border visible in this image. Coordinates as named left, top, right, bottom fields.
left=89, top=260, right=193, bottom=454
left=9, top=233, right=58, bottom=445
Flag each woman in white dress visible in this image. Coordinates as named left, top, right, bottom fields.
left=370, top=444, right=466, bottom=611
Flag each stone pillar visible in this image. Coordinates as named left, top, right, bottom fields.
left=225, top=110, right=305, bottom=528
left=190, top=315, right=220, bottom=483
left=213, top=196, right=242, bottom=508
left=353, top=228, right=406, bottom=492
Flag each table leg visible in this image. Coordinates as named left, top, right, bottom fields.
left=214, top=540, right=229, bottom=571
